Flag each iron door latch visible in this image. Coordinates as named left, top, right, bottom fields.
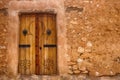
left=44, top=44, right=57, bottom=48
left=19, top=44, right=30, bottom=48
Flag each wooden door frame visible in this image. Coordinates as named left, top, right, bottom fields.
left=19, top=13, right=58, bottom=75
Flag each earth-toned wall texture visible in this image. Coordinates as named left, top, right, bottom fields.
left=0, top=0, right=120, bottom=80
left=65, top=0, right=120, bottom=76
left=0, top=8, right=8, bottom=75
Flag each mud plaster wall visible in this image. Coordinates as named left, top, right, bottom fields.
left=0, top=8, right=8, bottom=75
left=0, top=0, right=120, bottom=78
left=65, top=0, right=120, bottom=76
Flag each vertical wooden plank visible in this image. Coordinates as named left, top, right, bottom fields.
left=28, top=15, right=32, bottom=74
left=32, top=16, right=36, bottom=74
left=18, top=15, right=22, bottom=74
left=29, top=14, right=35, bottom=74
left=53, top=14, right=57, bottom=74
left=19, top=15, right=27, bottom=74
left=42, top=14, right=48, bottom=74
left=25, top=15, right=30, bottom=74
left=18, top=16, right=22, bottom=73
left=38, top=14, right=42, bottom=75
left=47, top=14, right=57, bottom=74
left=35, top=14, right=40, bottom=75
left=26, top=14, right=36, bottom=74
left=46, top=14, right=52, bottom=74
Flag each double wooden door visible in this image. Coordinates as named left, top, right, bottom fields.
left=18, top=13, right=57, bottom=75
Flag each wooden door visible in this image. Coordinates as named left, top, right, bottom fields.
left=19, top=13, right=57, bottom=75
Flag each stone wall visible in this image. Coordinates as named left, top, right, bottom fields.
left=0, top=0, right=10, bottom=8
left=0, top=8, right=8, bottom=75
left=0, top=0, right=120, bottom=79
left=65, top=0, right=120, bottom=76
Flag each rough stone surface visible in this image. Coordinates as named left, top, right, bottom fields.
left=0, top=0, right=10, bottom=8
left=65, top=0, right=120, bottom=76
left=0, top=8, right=8, bottom=75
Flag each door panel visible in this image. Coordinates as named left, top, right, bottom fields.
left=19, top=14, right=36, bottom=74
left=38, top=14, right=57, bottom=75
left=19, top=13, right=57, bottom=75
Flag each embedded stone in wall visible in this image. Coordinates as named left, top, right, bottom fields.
left=77, top=46, right=85, bottom=54
left=86, top=41, right=92, bottom=47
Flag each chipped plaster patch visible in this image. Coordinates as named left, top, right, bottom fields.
left=90, top=1, right=93, bottom=4
left=0, top=46, right=6, bottom=49
left=65, top=53, right=70, bottom=61
left=81, top=37, right=87, bottom=42
left=77, top=58, right=83, bottom=63
left=85, top=48, right=92, bottom=53
left=70, top=20, right=78, bottom=25
left=96, top=72, right=100, bottom=76
left=87, top=41, right=92, bottom=47
left=78, top=46, right=85, bottom=53
left=83, top=0, right=90, bottom=3
left=110, top=71, right=113, bottom=75
left=97, top=4, right=100, bottom=7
